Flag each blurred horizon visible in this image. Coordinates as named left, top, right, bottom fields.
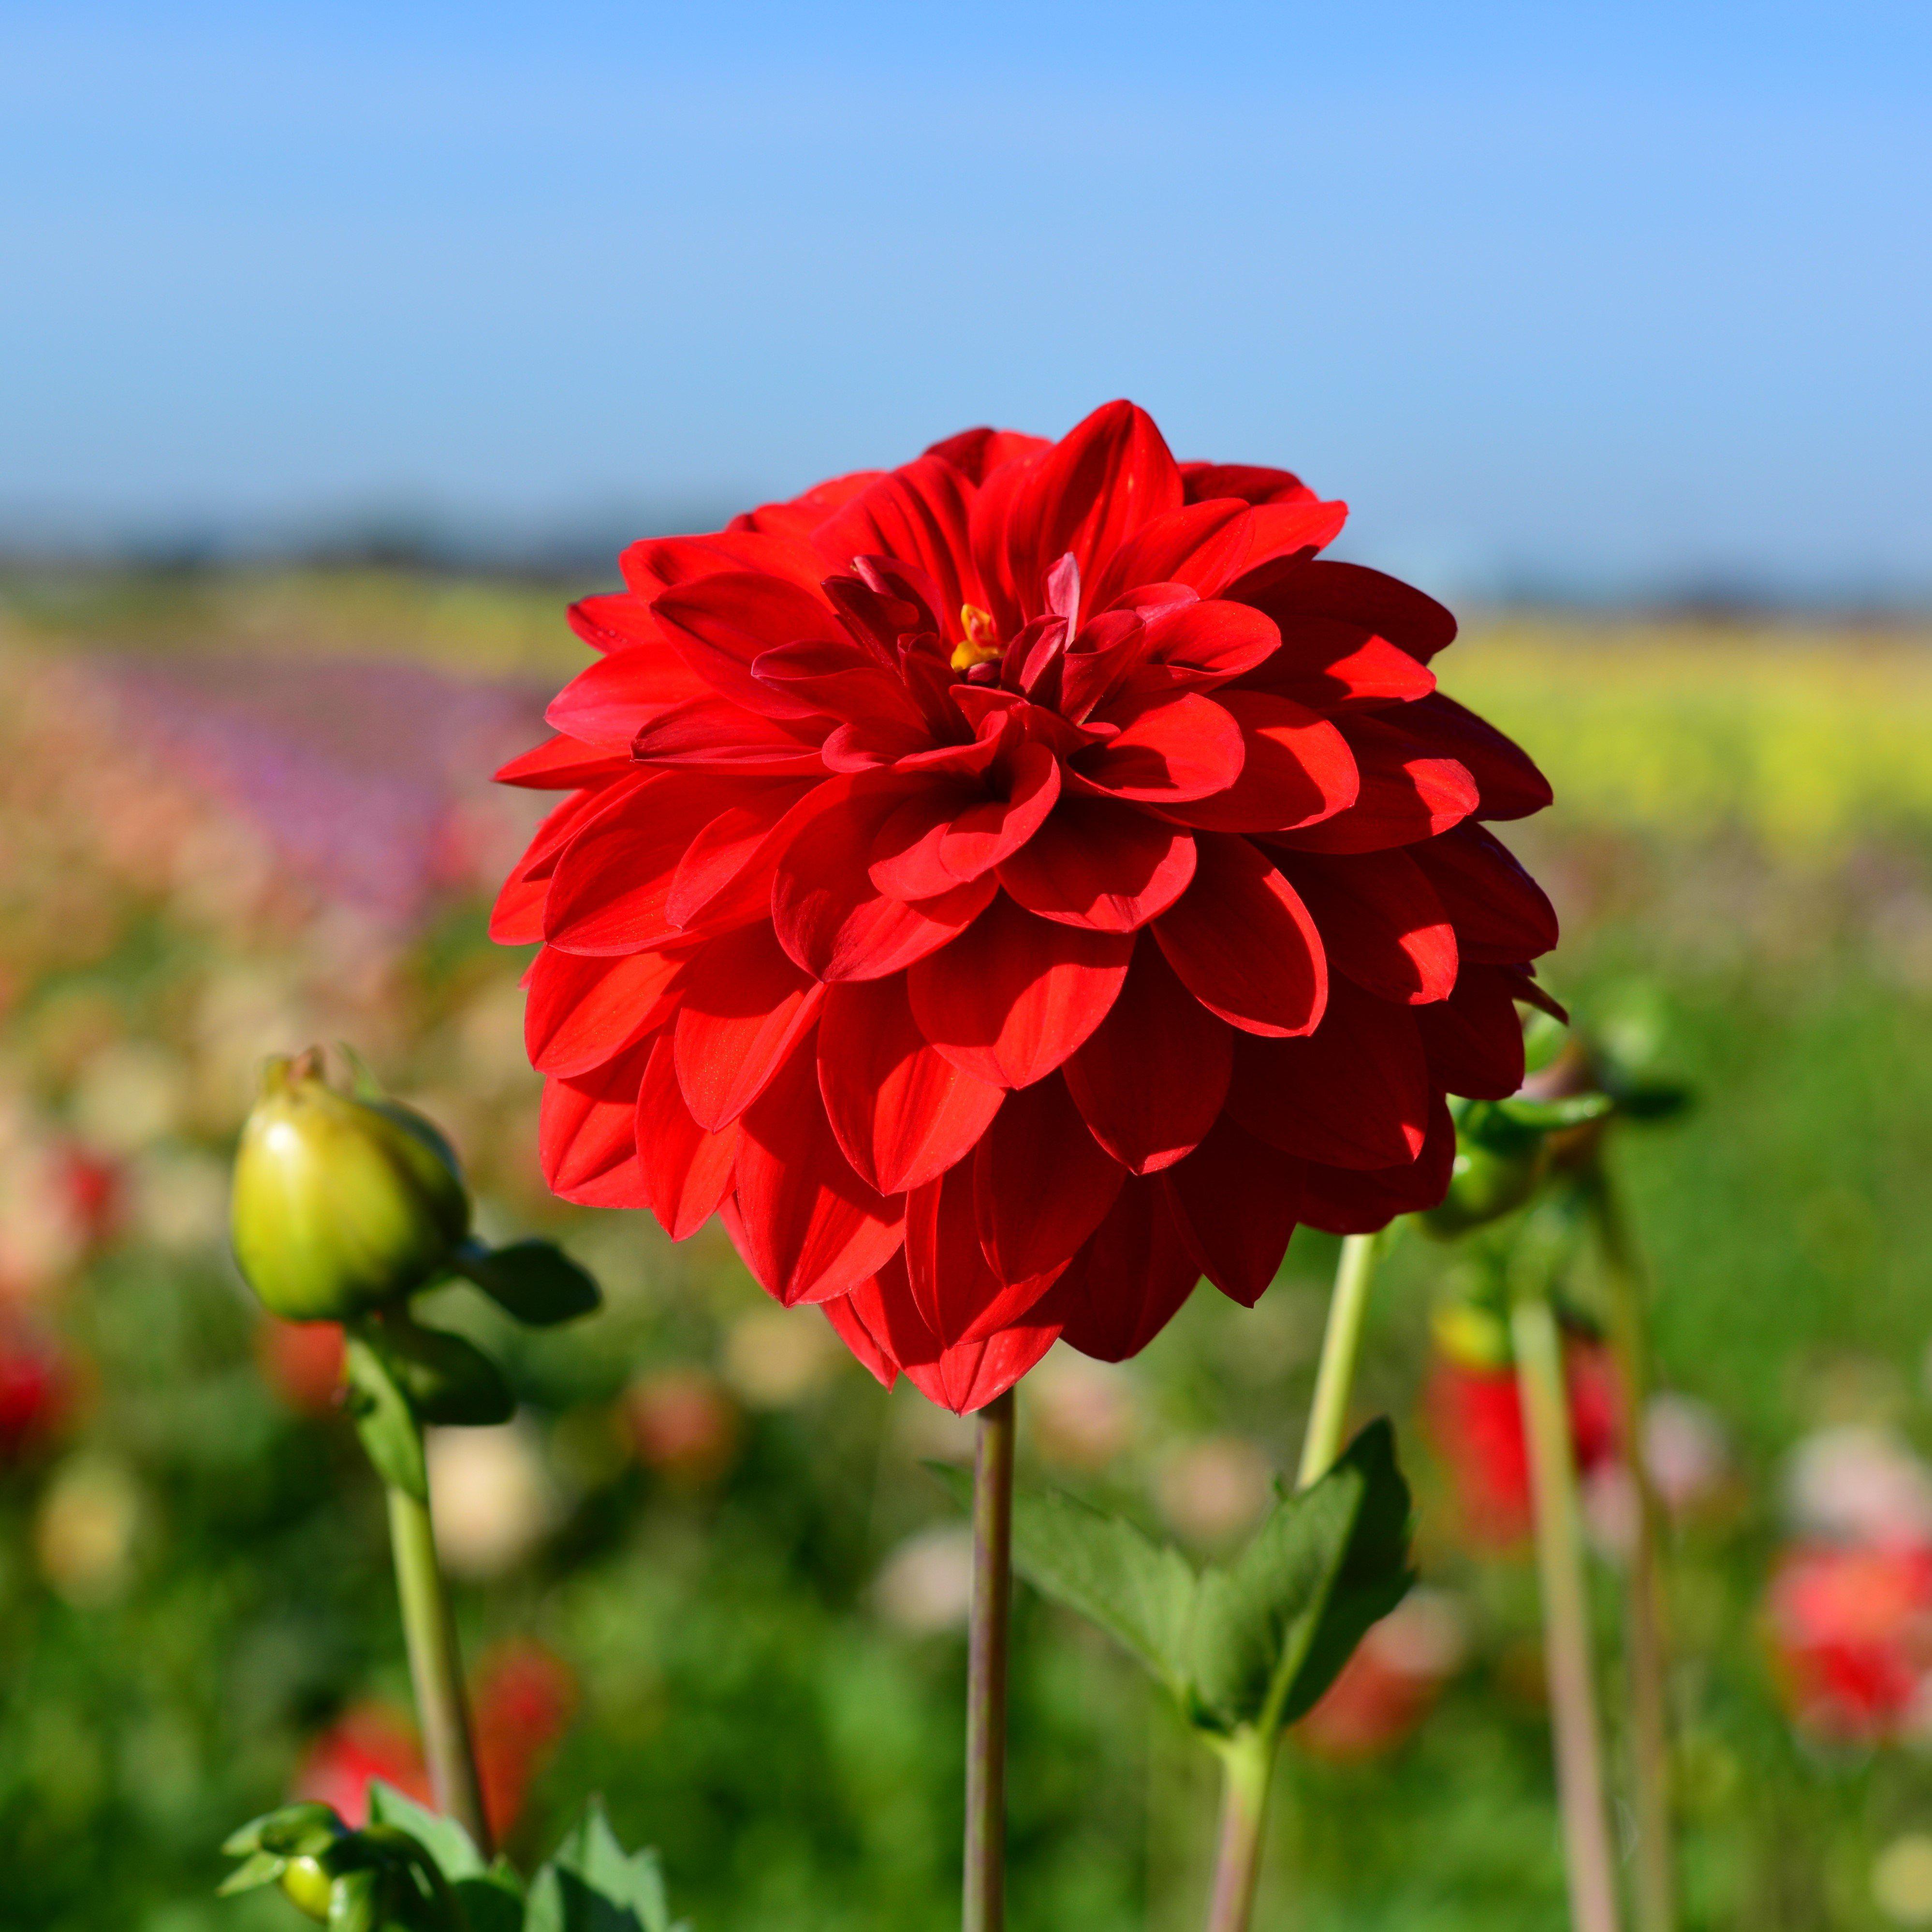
left=4, top=0, right=1930, bottom=612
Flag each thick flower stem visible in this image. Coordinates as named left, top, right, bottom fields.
left=1513, top=1291, right=1620, bottom=1932
left=965, top=1389, right=1016, bottom=1932
left=1199, top=1232, right=1383, bottom=1932
left=1297, top=1233, right=1380, bottom=1489
left=1202, top=1728, right=1274, bottom=1932
left=385, top=1479, right=493, bottom=1859
left=1589, top=1168, right=1676, bottom=1932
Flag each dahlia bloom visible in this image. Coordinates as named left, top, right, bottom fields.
left=496, top=401, right=1556, bottom=1412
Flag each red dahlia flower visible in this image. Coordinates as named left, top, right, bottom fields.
left=496, top=401, right=1556, bottom=1412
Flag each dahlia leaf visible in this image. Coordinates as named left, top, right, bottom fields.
left=1187, top=1418, right=1412, bottom=1735
left=527, top=1797, right=681, bottom=1932
left=366, top=1780, right=485, bottom=1879
left=454, top=1239, right=602, bottom=1327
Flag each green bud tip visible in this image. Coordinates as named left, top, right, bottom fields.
left=231, top=1047, right=471, bottom=1323
left=278, top=1856, right=336, bottom=1922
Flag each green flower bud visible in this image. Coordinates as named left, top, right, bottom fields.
left=1421, top=1091, right=1613, bottom=1238
left=278, top=1856, right=335, bottom=1922
left=231, top=1049, right=470, bottom=1322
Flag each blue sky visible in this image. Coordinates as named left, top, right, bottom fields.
left=3, top=1, right=1928, bottom=598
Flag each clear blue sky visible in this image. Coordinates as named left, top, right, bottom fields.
left=3, top=1, right=1928, bottom=598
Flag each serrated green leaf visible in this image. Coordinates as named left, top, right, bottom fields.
left=366, top=1782, right=485, bottom=1880
left=215, top=1850, right=285, bottom=1895
left=344, top=1331, right=427, bottom=1499
left=454, top=1871, right=527, bottom=1932
left=456, top=1239, right=601, bottom=1327
left=1188, top=1420, right=1412, bottom=1734
left=528, top=1798, right=675, bottom=1932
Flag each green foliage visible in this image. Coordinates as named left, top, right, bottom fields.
left=454, top=1242, right=602, bottom=1328
left=941, top=1422, right=1412, bottom=1740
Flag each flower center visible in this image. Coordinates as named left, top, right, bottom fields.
left=950, top=604, right=1002, bottom=673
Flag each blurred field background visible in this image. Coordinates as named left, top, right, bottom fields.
left=2, top=566, right=1931, bottom=1931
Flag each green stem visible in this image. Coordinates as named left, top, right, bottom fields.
left=1199, top=1232, right=1382, bottom=1932
left=1589, top=1168, right=1677, bottom=1932
left=964, top=1389, right=1016, bottom=1932
left=1297, top=1233, right=1380, bottom=1490
left=1201, top=1728, right=1274, bottom=1932
left=385, top=1480, right=493, bottom=1859
left=1513, top=1291, right=1620, bottom=1932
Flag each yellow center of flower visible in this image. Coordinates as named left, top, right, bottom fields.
left=950, top=604, right=1003, bottom=673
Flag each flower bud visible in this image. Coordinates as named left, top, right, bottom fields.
left=231, top=1050, right=469, bottom=1323
left=278, top=1856, right=335, bottom=1922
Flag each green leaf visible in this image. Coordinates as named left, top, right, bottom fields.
left=365, top=1782, right=485, bottom=1880
left=344, top=1331, right=428, bottom=1499
left=1188, top=1420, right=1412, bottom=1734
left=327, top=1867, right=382, bottom=1932
left=1493, top=1092, right=1615, bottom=1133
left=1002, top=1480, right=1199, bottom=1702
left=454, top=1870, right=528, bottom=1932
left=455, top=1239, right=602, bottom=1327
left=528, top=1798, right=678, bottom=1932
left=215, top=1850, right=285, bottom=1895
left=368, top=1315, right=515, bottom=1428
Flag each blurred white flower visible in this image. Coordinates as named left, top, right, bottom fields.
left=68, top=1042, right=186, bottom=1154
left=35, top=1453, right=143, bottom=1605
left=1643, top=1391, right=1730, bottom=1516
left=1156, top=1437, right=1274, bottom=1546
left=1874, top=1833, right=1932, bottom=1926
left=129, top=1147, right=231, bottom=1254
left=1027, top=1352, right=1140, bottom=1470
left=427, top=1421, right=561, bottom=1579
left=874, top=1525, right=975, bottom=1636
left=1786, top=1425, right=1932, bottom=1548
left=722, top=1307, right=841, bottom=1409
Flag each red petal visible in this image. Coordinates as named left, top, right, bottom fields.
left=1139, top=598, right=1282, bottom=684
left=773, top=778, right=996, bottom=982
left=1063, top=942, right=1231, bottom=1173
left=667, top=783, right=815, bottom=929
left=1244, top=560, right=1458, bottom=664
left=1398, top=693, right=1551, bottom=821
left=729, top=1044, right=905, bottom=1305
left=1069, top=692, right=1245, bottom=803
left=495, top=734, right=633, bottom=790
left=1246, top=616, right=1437, bottom=713
left=650, top=571, right=845, bottom=720
left=1050, top=1178, right=1201, bottom=1359
left=906, top=894, right=1132, bottom=1087
left=635, top=1033, right=739, bottom=1239
left=997, top=798, right=1196, bottom=932
left=1152, top=833, right=1326, bottom=1037
left=566, top=589, right=668, bottom=654
left=538, top=1044, right=651, bottom=1207
left=751, top=637, right=929, bottom=731
left=1411, top=825, right=1559, bottom=961
left=1086, top=500, right=1252, bottom=607
left=1162, top=1117, right=1304, bottom=1306
left=673, top=924, right=825, bottom=1130
left=1415, top=962, right=1529, bottom=1100
left=820, top=1284, right=900, bottom=1388
left=1180, top=463, right=1315, bottom=507
left=492, top=782, right=632, bottom=944
left=543, top=774, right=747, bottom=955
left=1226, top=978, right=1430, bottom=1170
left=818, top=976, right=1005, bottom=1194
left=937, top=741, right=1062, bottom=882
left=525, top=944, right=691, bottom=1077
left=1164, top=690, right=1357, bottom=835
left=907, top=1163, right=1069, bottom=1348
left=972, top=1075, right=1126, bottom=1283
left=1298, top=1094, right=1456, bottom=1234
left=1268, top=716, right=1477, bottom=855
left=630, top=698, right=827, bottom=772
left=845, top=1255, right=1063, bottom=1414
left=811, top=454, right=978, bottom=616
left=547, top=649, right=712, bottom=750
left=621, top=529, right=825, bottom=600
left=1283, top=847, right=1458, bottom=1005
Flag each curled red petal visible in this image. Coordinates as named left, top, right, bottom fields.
left=751, top=638, right=929, bottom=731
left=1410, top=824, right=1559, bottom=962
left=1283, top=847, right=1458, bottom=1006
left=907, top=1163, right=1068, bottom=1349
left=525, top=944, right=691, bottom=1078
left=1050, top=1177, right=1201, bottom=1359
left=1069, top=693, right=1245, bottom=803
left=1152, top=833, right=1326, bottom=1037
left=635, top=1033, right=739, bottom=1239
left=817, top=976, right=1005, bottom=1194
left=811, top=454, right=978, bottom=616
left=673, top=923, right=826, bottom=1130
left=1245, top=616, right=1437, bottom=713
left=1226, top=977, right=1430, bottom=1170
left=729, top=1042, right=905, bottom=1305
left=1415, top=962, right=1531, bottom=1100
left=496, top=734, right=634, bottom=790
left=997, top=798, right=1196, bottom=932
left=1179, top=462, right=1315, bottom=507
left=1267, top=716, right=1477, bottom=855
left=1063, top=941, right=1231, bottom=1174
left=773, top=778, right=997, bottom=983
left=538, top=1043, right=652, bottom=1207
left=650, top=571, right=845, bottom=720
left=1399, top=693, right=1552, bottom=821
left=547, top=649, right=712, bottom=750
left=906, top=894, right=1132, bottom=1087
left=936, top=741, right=1061, bottom=882
left=1297, top=1093, right=1457, bottom=1235
left=666, top=783, right=815, bottom=929
left=1162, top=1117, right=1304, bottom=1307
left=630, top=697, right=827, bottom=771
left=820, top=1283, right=900, bottom=1389
left=1138, top=598, right=1282, bottom=686
left=972, top=1074, right=1126, bottom=1284
left=1163, top=690, right=1357, bottom=835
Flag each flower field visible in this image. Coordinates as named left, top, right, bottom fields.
left=3, top=565, right=1932, bottom=1931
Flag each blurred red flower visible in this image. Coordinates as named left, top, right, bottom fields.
left=498, top=401, right=1556, bottom=1412
left=1426, top=1332, right=1620, bottom=1547
left=257, top=1318, right=347, bottom=1416
left=1767, top=1541, right=1932, bottom=1744
left=0, top=1318, right=73, bottom=1463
